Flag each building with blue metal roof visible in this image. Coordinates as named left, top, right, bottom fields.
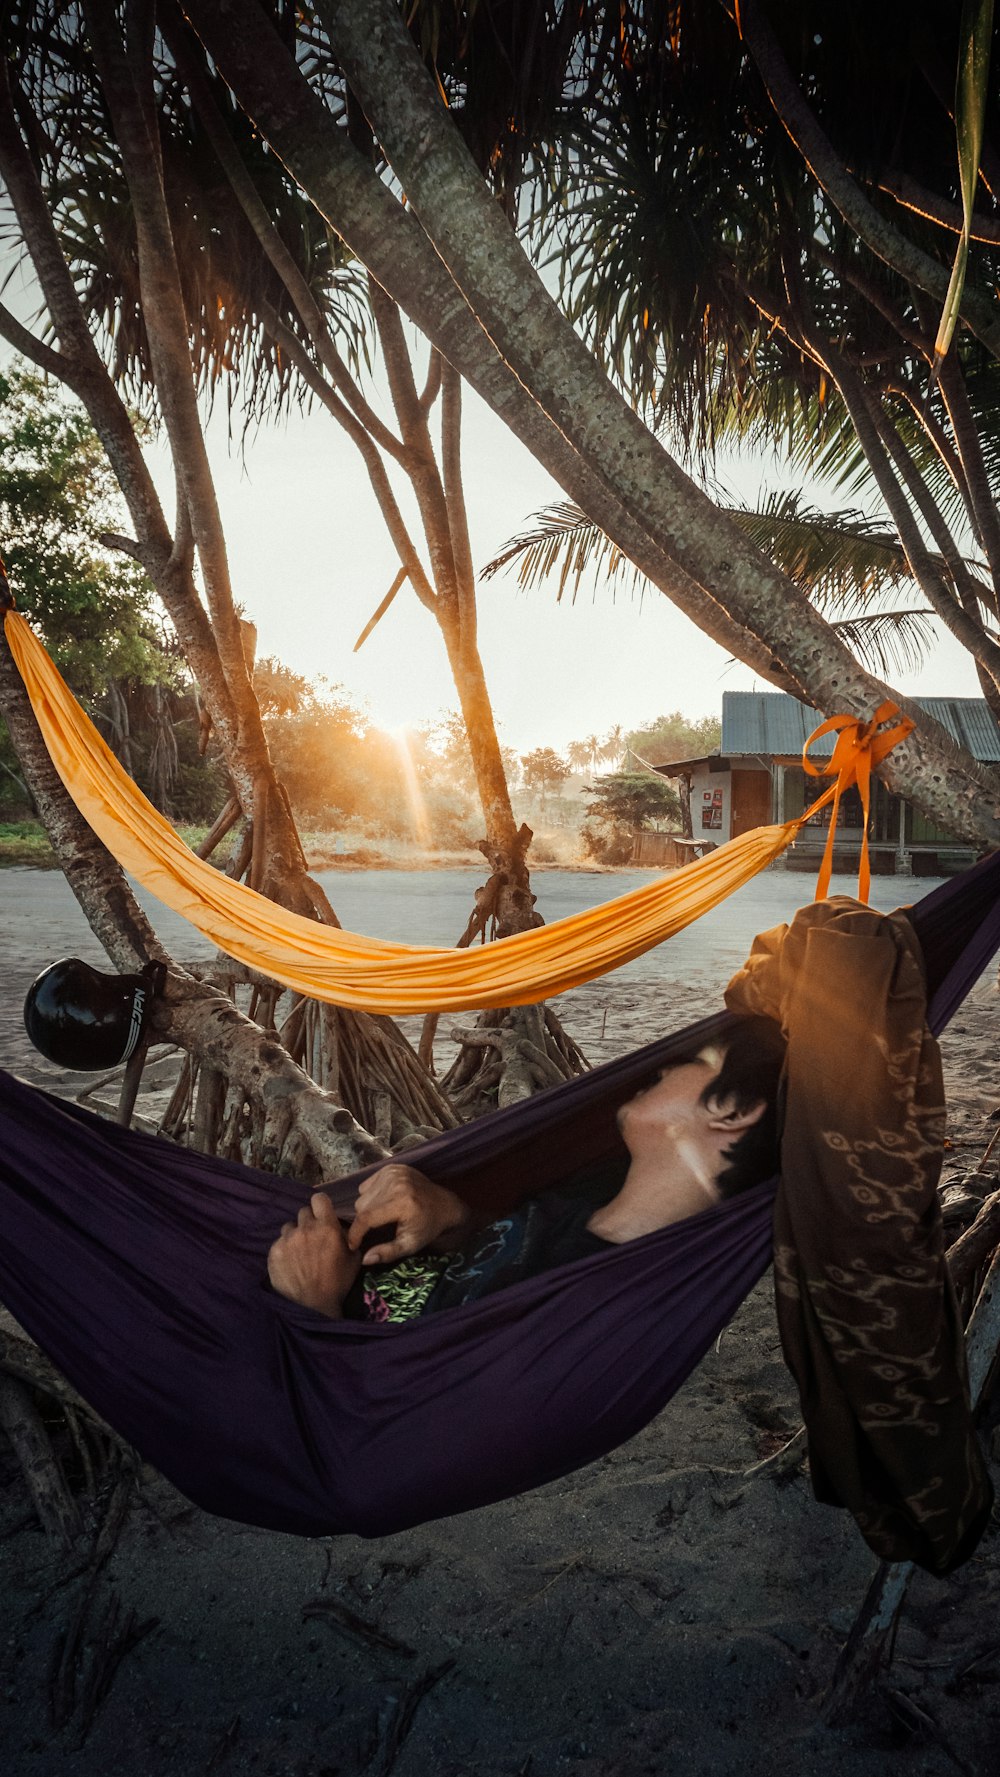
left=651, top=691, right=1000, bottom=875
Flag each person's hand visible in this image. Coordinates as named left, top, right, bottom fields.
left=347, top=1163, right=474, bottom=1265
left=267, top=1191, right=361, bottom=1318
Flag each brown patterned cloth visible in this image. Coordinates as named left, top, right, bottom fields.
left=726, top=896, right=993, bottom=1574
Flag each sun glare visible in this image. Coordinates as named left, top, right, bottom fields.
left=391, top=727, right=433, bottom=851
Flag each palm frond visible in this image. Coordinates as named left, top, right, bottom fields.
left=481, top=501, right=649, bottom=602
left=728, top=488, right=991, bottom=612
left=831, top=610, right=937, bottom=678
left=483, top=491, right=963, bottom=678
left=933, top=0, right=994, bottom=367
left=484, top=490, right=990, bottom=613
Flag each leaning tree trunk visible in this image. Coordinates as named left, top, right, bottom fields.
left=0, top=32, right=456, bottom=1150
left=185, top=0, right=1000, bottom=849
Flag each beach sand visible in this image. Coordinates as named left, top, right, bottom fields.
left=1, top=865, right=999, bottom=1775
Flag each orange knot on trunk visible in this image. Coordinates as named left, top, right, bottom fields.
left=799, top=702, right=915, bottom=903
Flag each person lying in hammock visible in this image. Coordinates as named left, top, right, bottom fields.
left=267, top=1014, right=786, bottom=1323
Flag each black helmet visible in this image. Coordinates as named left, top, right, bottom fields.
left=23, top=958, right=164, bottom=1071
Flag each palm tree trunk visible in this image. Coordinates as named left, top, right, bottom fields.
left=185, top=0, right=1000, bottom=849
left=180, top=0, right=802, bottom=690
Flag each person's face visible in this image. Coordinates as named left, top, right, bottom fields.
left=616, top=1046, right=727, bottom=1150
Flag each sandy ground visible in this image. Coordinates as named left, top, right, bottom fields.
left=1, top=863, right=999, bottom=1776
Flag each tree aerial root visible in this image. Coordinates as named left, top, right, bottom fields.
left=418, top=850, right=590, bottom=1114
left=48, top=1460, right=158, bottom=1743
left=0, top=1306, right=139, bottom=1552
left=193, top=794, right=241, bottom=860
left=153, top=961, right=459, bottom=1172
left=742, top=1424, right=808, bottom=1482
left=446, top=1000, right=587, bottom=1113
left=0, top=1372, right=81, bottom=1547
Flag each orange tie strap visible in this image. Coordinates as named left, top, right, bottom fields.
left=799, top=702, right=915, bottom=903
left=1, top=608, right=914, bottom=1011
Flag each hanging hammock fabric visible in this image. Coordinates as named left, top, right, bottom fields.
left=727, top=893, right=992, bottom=1574
left=0, top=853, right=997, bottom=1558
left=3, top=609, right=912, bottom=1013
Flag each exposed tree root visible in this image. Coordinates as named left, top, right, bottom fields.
left=0, top=1373, right=81, bottom=1547
left=417, top=855, right=590, bottom=1116
left=446, top=1003, right=586, bottom=1111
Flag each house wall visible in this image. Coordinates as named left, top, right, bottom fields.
left=684, top=761, right=786, bottom=840
left=676, top=751, right=978, bottom=870
left=687, top=762, right=732, bottom=839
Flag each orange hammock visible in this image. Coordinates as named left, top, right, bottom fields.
left=3, top=609, right=913, bottom=1014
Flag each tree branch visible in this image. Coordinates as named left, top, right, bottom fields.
left=160, top=2, right=407, bottom=464
left=366, top=277, right=462, bottom=618
left=419, top=346, right=444, bottom=413
left=814, top=245, right=929, bottom=357
left=0, top=53, right=239, bottom=757
left=881, top=377, right=973, bottom=513
left=935, top=350, right=1000, bottom=602
left=829, top=347, right=1000, bottom=686
left=179, top=0, right=804, bottom=690
left=440, top=360, right=477, bottom=650
left=738, top=0, right=1000, bottom=359
left=874, top=167, right=1000, bottom=244
left=98, top=531, right=143, bottom=561
left=84, top=0, right=250, bottom=706
left=0, top=301, right=65, bottom=379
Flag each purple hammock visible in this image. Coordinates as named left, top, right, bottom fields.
left=1, top=855, right=999, bottom=1540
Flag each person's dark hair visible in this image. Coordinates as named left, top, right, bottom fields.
left=702, top=1015, right=786, bottom=1198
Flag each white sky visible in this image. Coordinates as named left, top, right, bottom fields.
left=157, top=374, right=979, bottom=757
left=2, top=241, right=980, bottom=755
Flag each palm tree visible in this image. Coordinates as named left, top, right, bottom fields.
left=0, top=2, right=453, bottom=1160
left=483, top=493, right=943, bottom=684
left=584, top=733, right=603, bottom=775
left=176, top=0, right=1000, bottom=850
left=602, top=725, right=625, bottom=769
left=517, top=1, right=1000, bottom=717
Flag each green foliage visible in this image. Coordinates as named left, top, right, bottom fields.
left=0, top=365, right=169, bottom=699
left=625, top=711, right=720, bottom=766
left=264, top=682, right=375, bottom=822
left=486, top=494, right=950, bottom=680
left=520, top=746, right=571, bottom=804
left=582, top=770, right=680, bottom=866
left=483, top=501, right=651, bottom=605
left=584, top=771, right=680, bottom=829
left=252, top=657, right=316, bottom=720
left=0, top=364, right=225, bottom=823
left=418, top=710, right=477, bottom=785
left=261, top=688, right=479, bottom=846
left=0, top=819, right=56, bottom=866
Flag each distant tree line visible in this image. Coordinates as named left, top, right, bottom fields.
left=0, top=367, right=721, bottom=857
